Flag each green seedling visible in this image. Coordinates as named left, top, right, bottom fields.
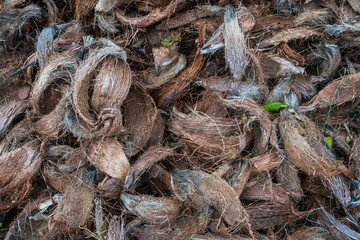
left=161, top=36, right=181, bottom=47
left=323, top=136, right=333, bottom=148
left=263, top=101, right=290, bottom=112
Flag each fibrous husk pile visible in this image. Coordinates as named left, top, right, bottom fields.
left=2, top=0, right=360, bottom=239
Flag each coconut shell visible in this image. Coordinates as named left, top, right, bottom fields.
left=88, top=138, right=130, bottom=182
left=124, top=146, right=173, bottom=190
left=122, top=82, right=157, bottom=156
left=50, top=180, right=94, bottom=232
left=121, top=193, right=182, bottom=225
left=171, top=169, right=250, bottom=229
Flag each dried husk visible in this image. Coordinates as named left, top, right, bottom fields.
left=230, top=160, right=251, bottom=198
left=316, top=206, right=360, bottom=240
left=0, top=140, right=42, bottom=209
left=97, top=176, right=122, bottom=199
left=190, top=233, right=253, bottom=240
left=143, top=44, right=187, bottom=89
left=287, top=226, right=330, bottom=240
left=88, top=138, right=130, bottom=182
left=0, top=100, right=28, bottom=139
left=75, top=0, right=97, bottom=19
left=50, top=179, right=94, bottom=232
left=128, top=208, right=212, bottom=240
left=44, top=147, right=85, bottom=193
left=260, top=56, right=305, bottom=80
left=145, top=112, right=165, bottom=148
left=224, top=5, right=249, bottom=82
left=171, top=169, right=251, bottom=230
left=304, top=73, right=360, bottom=111
left=294, top=9, right=332, bottom=27
left=309, top=44, right=341, bottom=84
left=115, top=0, right=186, bottom=27
left=249, top=152, right=282, bottom=174
left=241, top=179, right=290, bottom=205
left=279, top=110, right=352, bottom=178
left=266, top=74, right=315, bottom=108
left=94, top=0, right=119, bottom=33
left=0, top=119, right=34, bottom=154
left=275, top=159, right=303, bottom=201
left=200, top=6, right=255, bottom=55
left=71, top=38, right=130, bottom=139
left=122, top=82, right=157, bottom=156
left=0, top=4, right=41, bottom=49
left=4, top=195, right=63, bottom=240
left=169, top=108, right=249, bottom=161
left=246, top=202, right=309, bottom=230
left=124, top=146, right=173, bottom=191
left=156, top=5, right=224, bottom=31
left=348, top=0, right=360, bottom=13
left=107, top=215, right=123, bottom=240
left=221, top=98, right=272, bottom=155
left=258, top=27, right=321, bottom=48
left=121, top=193, right=182, bottom=225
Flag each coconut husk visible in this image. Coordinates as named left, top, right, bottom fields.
left=309, top=43, right=341, bottom=84
left=279, top=110, right=352, bottom=178
left=71, top=39, right=130, bottom=139
left=246, top=202, right=309, bottom=230
left=156, top=5, right=224, bottom=31
left=143, top=44, right=187, bottom=89
left=168, top=108, right=249, bottom=161
left=266, top=74, right=315, bottom=108
left=107, top=215, right=123, bottom=240
left=44, top=146, right=86, bottom=193
left=128, top=207, right=212, bottom=240
left=348, top=0, right=360, bottom=13
left=323, top=22, right=360, bottom=49
left=294, top=8, right=332, bottom=27
left=124, top=146, right=173, bottom=191
left=251, top=15, right=294, bottom=33
left=190, top=233, right=253, bottom=240
left=115, top=0, right=186, bottom=27
left=303, top=73, right=360, bottom=112
left=4, top=195, right=63, bottom=240
left=273, top=0, right=299, bottom=15
left=258, top=27, right=321, bottom=49
left=32, top=91, right=71, bottom=139
left=147, top=164, right=173, bottom=193
left=200, top=6, right=255, bottom=55
left=145, top=112, right=165, bottom=148
left=275, top=159, right=303, bottom=201
left=221, top=98, right=272, bottom=155
left=97, top=176, right=122, bottom=199
left=0, top=100, right=28, bottom=139
left=316, top=205, right=360, bottom=240
left=224, top=5, right=249, bottom=82
left=260, top=56, right=305, bottom=80
left=287, top=226, right=330, bottom=240
left=171, top=169, right=251, bottom=231
left=249, top=152, right=282, bottom=174
left=228, top=160, right=251, bottom=198
left=53, top=22, right=84, bottom=50
left=121, top=193, right=182, bottom=225
left=122, top=82, right=157, bottom=156
left=0, top=140, right=43, bottom=209
left=76, top=0, right=97, bottom=19
left=0, top=4, right=41, bottom=49
left=241, top=178, right=290, bottom=205
left=94, top=0, right=120, bottom=33
left=88, top=138, right=130, bottom=182
left=50, top=178, right=94, bottom=232
left=350, top=137, right=360, bottom=178
left=0, top=119, right=34, bottom=154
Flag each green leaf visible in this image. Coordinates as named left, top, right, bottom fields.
left=0, top=222, right=2, bottom=228
left=324, top=136, right=333, bottom=148
left=161, top=36, right=181, bottom=47
left=263, top=101, right=290, bottom=112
